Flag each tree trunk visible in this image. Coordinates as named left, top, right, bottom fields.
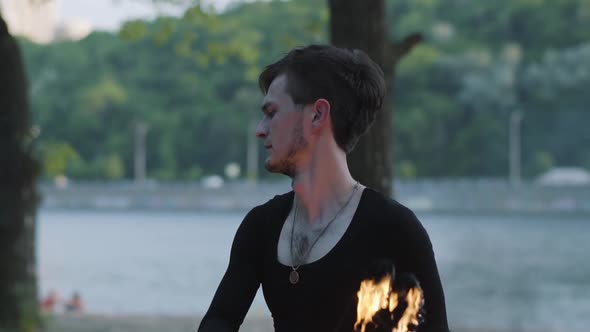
left=0, top=15, right=41, bottom=332
left=329, top=0, right=420, bottom=197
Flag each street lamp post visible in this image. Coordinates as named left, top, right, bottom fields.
left=134, top=121, right=149, bottom=184
left=247, top=116, right=258, bottom=183
left=509, top=110, right=523, bottom=186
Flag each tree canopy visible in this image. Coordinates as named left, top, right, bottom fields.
left=19, top=0, right=590, bottom=181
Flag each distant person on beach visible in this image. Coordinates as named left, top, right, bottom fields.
left=198, top=45, right=449, bottom=332
left=40, top=290, right=59, bottom=313
left=64, top=291, right=84, bottom=313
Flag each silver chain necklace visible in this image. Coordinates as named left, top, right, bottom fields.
left=289, top=182, right=360, bottom=285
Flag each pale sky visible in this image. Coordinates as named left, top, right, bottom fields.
left=59, top=0, right=237, bottom=31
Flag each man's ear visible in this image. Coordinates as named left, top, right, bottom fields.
left=311, top=98, right=331, bottom=129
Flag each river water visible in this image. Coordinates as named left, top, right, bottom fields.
left=38, top=209, right=589, bottom=331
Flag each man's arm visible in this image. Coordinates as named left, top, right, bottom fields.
left=397, top=207, right=450, bottom=332
left=198, top=207, right=264, bottom=332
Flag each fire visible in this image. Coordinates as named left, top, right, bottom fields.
left=354, top=273, right=423, bottom=332
left=395, top=287, right=423, bottom=332
left=355, top=276, right=392, bottom=332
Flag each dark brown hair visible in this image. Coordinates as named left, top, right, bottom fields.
left=259, top=45, right=386, bottom=153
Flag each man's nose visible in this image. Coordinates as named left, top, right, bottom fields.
left=255, top=118, right=267, bottom=139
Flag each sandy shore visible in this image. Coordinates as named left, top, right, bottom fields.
left=42, top=313, right=546, bottom=332
left=43, top=313, right=274, bottom=332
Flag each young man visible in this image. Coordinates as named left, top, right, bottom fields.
left=198, top=45, right=449, bottom=332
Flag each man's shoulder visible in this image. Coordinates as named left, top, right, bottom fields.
left=362, top=187, right=428, bottom=238
left=235, top=191, right=293, bottom=239
left=242, top=191, right=293, bottom=222
left=254, top=190, right=293, bottom=211
left=362, top=187, right=416, bottom=221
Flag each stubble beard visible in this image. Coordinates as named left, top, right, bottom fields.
left=265, top=118, right=307, bottom=178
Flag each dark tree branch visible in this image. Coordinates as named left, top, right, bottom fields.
left=391, top=33, right=423, bottom=61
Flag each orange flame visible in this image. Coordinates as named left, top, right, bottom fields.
left=354, top=274, right=423, bottom=332
left=355, top=276, right=392, bottom=332
left=395, top=287, right=423, bottom=332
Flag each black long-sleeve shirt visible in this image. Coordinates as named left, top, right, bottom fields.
left=198, top=187, right=449, bottom=332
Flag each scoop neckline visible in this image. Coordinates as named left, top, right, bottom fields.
left=274, top=186, right=372, bottom=270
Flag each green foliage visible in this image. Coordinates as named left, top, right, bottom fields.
left=119, top=20, right=149, bottom=41
left=18, top=0, right=590, bottom=180
left=38, top=141, right=81, bottom=177
left=391, top=0, right=590, bottom=178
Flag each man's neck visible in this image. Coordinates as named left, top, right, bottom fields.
left=290, top=149, right=357, bottom=225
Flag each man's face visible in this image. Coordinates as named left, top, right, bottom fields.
left=256, top=74, right=308, bottom=177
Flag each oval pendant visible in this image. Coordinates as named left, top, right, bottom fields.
left=289, top=270, right=300, bottom=284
